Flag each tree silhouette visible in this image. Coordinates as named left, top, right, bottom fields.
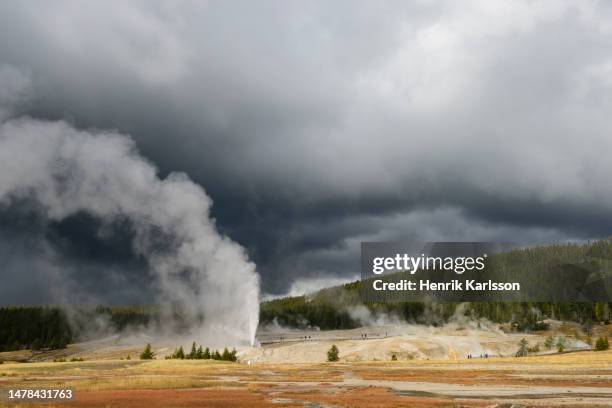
left=140, top=343, right=155, bottom=360
left=516, top=338, right=528, bottom=357
left=327, top=344, right=339, bottom=362
left=188, top=342, right=197, bottom=359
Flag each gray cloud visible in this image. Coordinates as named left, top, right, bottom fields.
left=0, top=1, right=611, bottom=298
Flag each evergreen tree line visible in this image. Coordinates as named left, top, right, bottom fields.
left=1, top=300, right=610, bottom=352
left=261, top=298, right=612, bottom=332
left=165, top=342, right=237, bottom=362
left=92, top=305, right=154, bottom=331
left=0, top=307, right=72, bottom=351
left=0, top=305, right=157, bottom=352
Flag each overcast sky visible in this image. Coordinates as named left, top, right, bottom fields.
left=1, top=0, right=612, bottom=303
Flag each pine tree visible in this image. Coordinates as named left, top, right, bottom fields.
left=203, top=347, right=211, bottom=359
left=222, top=347, right=230, bottom=361
left=556, top=336, right=566, bottom=353
left=140, top=343, right=155, bottom=360
left=516, top=338, right=528, bottom=357
left=327, top=344, right=339, bottom=362
left=188, top=342, right=197, bottom=359
left=170, top=346, right=185, bottom=359
left=595, top=302, right=606, bottom=322
left=196, top=345, right=203, bottom=359
left=544, top=336, right=554, bottom=349
left=213, top=350, right=221, bottom=360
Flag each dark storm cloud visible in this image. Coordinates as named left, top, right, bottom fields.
left=0, top=188, right=154, bottom=304
left=1, top=0, right=612, bottom=300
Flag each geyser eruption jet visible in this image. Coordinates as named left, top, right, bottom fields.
left=0, top=117, right=260, bottom=345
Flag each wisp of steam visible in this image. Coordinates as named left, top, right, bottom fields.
left=0, top=116, right=260, bottom=346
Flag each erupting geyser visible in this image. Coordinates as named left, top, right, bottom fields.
left=0, top=117, right=261, bottom=345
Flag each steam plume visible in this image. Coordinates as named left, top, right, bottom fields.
left=0, top=116, right=260, bottom=345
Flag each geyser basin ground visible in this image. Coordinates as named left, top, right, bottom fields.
left=1, top=322, right=610, bottom=407
left=241, top=322, right=590, bottom=363
left=1, top=348, right=611, bottom=407
left=0, top=321, right=603, bottom=364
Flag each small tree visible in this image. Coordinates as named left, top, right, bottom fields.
left=173, top=346, right=185, bottom=359
left=229, top=348, right=237, bottom=362
left=213, top=350, right=221, bottom=360
left=196, top=345, right=203, bottom=359
left=327, top=344, right=339, bottom=362
left=544, top=336, right=554, bottom=350
left=140, top=343, right=155, bottom=360
left=516, top=338, right=529, bottom=357
left=203, top=347, right=211, bottom=359
left=595, top=337, right=610, bottom=351
left=556, top=336, right=566, bottom=353
left=187, top=342, right=197, bottom=359
left=222, top=347, right=230, bottom=361
left=595, top=302, right=609, bottom=323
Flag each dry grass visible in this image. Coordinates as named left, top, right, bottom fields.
left=1, top=351, right=611, bottom=407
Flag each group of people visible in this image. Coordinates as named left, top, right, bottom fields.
left=466, top=353, right=489, bottom=359
left=359, top=332, right=390, bottom=340
left=277, top=335, right=312, bottom=342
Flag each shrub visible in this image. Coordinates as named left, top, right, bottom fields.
left=595, top=337, right=609, bottom=351
left=527, top=342, right=540, bottom=353
left=327, top=344, right=339, bottom=362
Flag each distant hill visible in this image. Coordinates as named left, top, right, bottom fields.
left=261, top=239, right=612, bottom=330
